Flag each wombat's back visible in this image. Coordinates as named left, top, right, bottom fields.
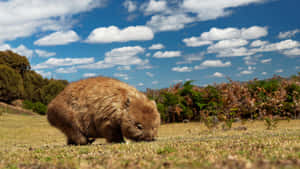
left=47, top=76, right=146, bottom=127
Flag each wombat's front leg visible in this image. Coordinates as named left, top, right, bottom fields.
left=104, top=127, right=125, bottom=143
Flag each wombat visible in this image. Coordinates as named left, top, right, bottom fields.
left=47, top=76, right=160, bottom=145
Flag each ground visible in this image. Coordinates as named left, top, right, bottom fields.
left=0, top=113, right=299, bottom=169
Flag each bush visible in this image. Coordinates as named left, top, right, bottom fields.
left=0, top=65, right=24, bottom=103
left=32, top=102, right=47, bottom=115
left=23, top=100, right=47, bottom=115
left=23, top=100, right=34, bottom=110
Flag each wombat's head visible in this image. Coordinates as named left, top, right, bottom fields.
left=121, top=98, right=160, bottom=142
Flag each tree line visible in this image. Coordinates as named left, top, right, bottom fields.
left=0, top=50, right=67, bottom=114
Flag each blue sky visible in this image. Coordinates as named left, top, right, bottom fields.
left=0, top=0, right=299, bottom=90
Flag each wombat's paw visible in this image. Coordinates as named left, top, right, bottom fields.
left=87, top=138, right=96, bottom=144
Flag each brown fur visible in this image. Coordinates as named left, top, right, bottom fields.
left=47, top=76, right=160, bottom=145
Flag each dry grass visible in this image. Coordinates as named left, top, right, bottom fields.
left=0, top=113, right=300, bottom=169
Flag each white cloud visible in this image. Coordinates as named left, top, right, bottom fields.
left=56, top=67, right=77, bottom=74
left=212, top=72, right=224, bottom=78
left=36, top=70, right=52, bottom=78
left=152, top=80, right=159, bottom=84
left=146, top=72, right=154, bottom=77
left=0, top=44, right=34, bottom=58
left=184, top=26, right=267, bottom=47
left=262, top=72, right=267, bottom=75
left=183, top=38, right=212, bottom=47
left=78, top=46, right=149, bottom=69
left=240, top=70, right=253, bottom=75
left=216, top=47, right=256, bottom=57
left=137, top=82, right=144, bottom=86
left=282, top=48, right=300, bottom=57
left=14, top=45, right=34, bottom=58
left=243, top=56, right=257, bottom=66
left=35, top=49, right=56, bottom=58
left=34, top=30, right=80, bottom=46
left=141, top=0, right=167, bottom=15
left=86, top=26, right=154, bottom=43
left=123, top=0, right=137, bottom=12
left=33, top=57, right=94, bottom=69
left=195, top=60, right=231, bottom=69
left=114, top=73, right=129, bottom=80
left=261, top=58, right=272, bottom=64
left=146, top=14, right=196, bottom=32
left=153, top=51, right=181, bottom=58
left=183, top=0, right=264, bottom=20
left=176, top=52, right=204, bottom=64
left=83, top=73, right=97, bottom=78
left=172, top=66, right=193, bottom=72
left=149, top=43, right=165, bottom=50
left=278, top=29, right=300, bottom=39
left=104, top=46, right=146, bottom=65
left=250, top=40, right=268, bottom=47
left=208, top=39, right=248, bottom=51
left=0, top=0, right=104, bottom=43
left=252, top=39, right=300, bottom=52
left=117, top=66, right=131, bottom=71
left=275, top=69, right=283, bottom=73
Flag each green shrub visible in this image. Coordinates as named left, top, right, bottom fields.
left=23, top=100, right=34, bottom=110
left=32, top=102, right=47, bottom=115
left=23, top=100, right=47, bottom=115
left=0, top=64, right=24, bottom=103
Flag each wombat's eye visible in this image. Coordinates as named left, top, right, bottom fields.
left=136, top=123, right=143, bottom=130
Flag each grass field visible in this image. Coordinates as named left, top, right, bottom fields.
left=0, top=113, right=300, bottom=169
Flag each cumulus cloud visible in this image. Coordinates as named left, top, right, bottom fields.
left=212, top=72, right=224, bottom=78
left=208, top=39, right=248, bottom=51
left=137, top=82, right=144, bottom=86
left=250, top=40, right=268, bottom=47
left=83, top=73, right=97, bottom=78
left=114, top=73, right=129, bottom=80
left=153, top=51, right=181, bottom=58
left=146, top=72, right=154, bottom=77
left=275, top=69, right=283, bottom=73
left=278, top=29, right=300, bottom=39
left=149, top=43, right=165, bottom=50
left=34, top=30, right=80, bottom=46
left=78, top=46, right=149, bottom=69
left=144, top=0, right=266, bottom=33
left=0, top=0, right=104, bottom=43
left=240, top=70, right=253, bottom=75
left=182, top=0, right=265, bottom=21
left=56, top=67, right=77, bottom=74
left=239, top=66, right=256, bottom=76
left=141, top=0, right=167, bottom=15
left=35, top=49, right=56, bottom=58
left=152, top=80, right=159, bottom=84
left=252, top=39, right=300, bottom=52
left=172, top=66, right=193, bottom=72
left=261, top=58, right=272, bottom=64
left=147, top=14, right=196, bottom=32
left=183, top=26, right=267, bottom=47
left=262, top=72, right=267, bottom=75
left=123, top=0, right=137, bottom=12
left=117, top=66, right=131, bottom=71
left=282, top=48, right=300, bottom=57
left=33, top=57, right=94, bottom=69
left=86, top=26, right=154, bottom=43
left=0, top=44, right=34, bottom=58
left=36, top=70, right=52, bottom=78
left=176, top=53, right=204, bottom=65
left=195, top=60, right=231, bottom=69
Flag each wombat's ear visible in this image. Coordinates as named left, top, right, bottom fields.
left=151, top=100, right=156, bottom=106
